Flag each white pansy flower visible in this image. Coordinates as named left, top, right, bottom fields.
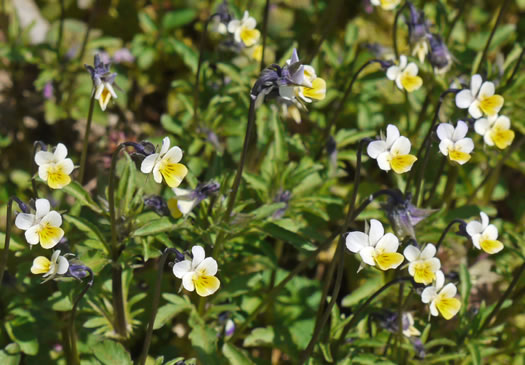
left=403, top=243, right=441, bottom=285
left=466, top=212, right=503, bottom=254
left=172, top=245, right=220, bottom=297
left=35, top=143, right=74, bottom=189
left=455, top=74, right=504, bottom=118
left=279, top=50, right=326, bottom=104
left=140, top=137, right=188, bottom=188
left=227, top=11, right=260, bottom=47
left=370, top=0, right=401, bottom=10
left=345, top=219, right=404, bottom=271
left=421, top=271, right=461, bottom=320
left=95, top=81, right=117, bottom=111
left=474, top=115, right=515, bottom=150
left=386, top=55, right=423, bottom=92
left=15, top=198, right=64, bottom=249
left=436, top=121, right=474, bottom=165
left=31, top=250, right=70, bottom=283
left=367, top=124, right=418, bottom=174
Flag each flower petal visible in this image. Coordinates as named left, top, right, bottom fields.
left=390, top=136, right=411, bottom=156
left=455, top=90, right=474, bottom=109
left=367, top=140, right=388, bottom=159
left=41, top=211, right=62, bottom=227
left=35, top=151, right=55, bottom=166
left=375, top=233, right=399, bottom=253
left=453, top=121, right=469, bottom=141
left=182, top=272, right=195, bottom=292
left=455, top=138, right=474, bottom=154
left=39, top=226, right=64, bottom=249
left=194, top=275, right=220, bottom=297
left=470, top=74, right=482, bottom=96
left=480, top=212, right=489, bottom=229
left=359, top=247, right=376, bottom=266
left=345, top=231, right=369, bottom=253
left=35, top=199, right=51, bottom=219
left=57, top=159, right=74, bottom=175
left=435, top=270, right=445, bottom=290
left=15, top=213, right=35, bottom=230
left=368, top=219, right=384, bottom=246
left=468, top=101, right=483, bottom=119
left=390, top=154, right=417, bottom=174
left=436, top=123, right=454, bottom=142
left=196, top=257, right=218, bottom=276
left=159, top=162, right=188, bottom=188
left=31, top=256, right=51, bottom=274
left=153, top=164, right=162, bottom=183
left=421, top=286, right=436, bottom=303
left=403, top=245, right=420, bottom=262
left=438, top=139, right=453, bottom=156
left=474, top=118, right=492, bottom=136
left=385, top=124, right=400, bottom=148
left=54, top=143, right=68, bottom=161
left=466, top=221, right=483, bottom=237
left=56, top=256, right=69, bottom=275
left=163, top=146, right=183, bottom=163
left=374, top=252, right=404, bottom=270
left=436, top=297, right=461, bottom=320
left=478, top=81, right=494, bottom=99
left=173, top=260, right=192, bottom=278
left=420, top=243, right=436, bottom=259
left=160, top=137, right=171, bottom=156
left=480, top=239, right=503, bottom=254
left=141, top=154, right=158, bottom=174
left=25, top=225, right=40, bottom=245
left=192, top=246, right=205, bottom=268
left=386, top=66, right=400, bottom=81
left=440, top=282, right=457, bottom=297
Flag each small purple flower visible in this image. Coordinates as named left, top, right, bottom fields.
left=144, top=196, right=170, bottom=216
left=273, top=189, right=292, bottom=219
left=407, top=2, right=429, bottom=44
left=113, top=48, right=135, bottom=64
left=427, top=33, right=453, bottom=74
left=43, top=82, right=54, bottom=99
left=85, top=54, right=119, bottom=110
left=65, top=264, right=93, bottom=282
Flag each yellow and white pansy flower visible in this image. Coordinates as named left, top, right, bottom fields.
left=370, top=0, right=401, bottom=10
left=466, top=212, right=504, bottom=254
left=167, top=188, right=197, bottom=218
left=227, top=11, right=260, bottom=47
left=172, top=245, right=220, bottom=297
left=345, top=219, right=404, bottom=271
left=31, top=250, right=69, bottom=283
left=455, top=74, right=504, bottom=118
left=403, top=243, right=441, bottom=285
left=386, top=55, right=423, bottom=92
left=140, top=137, right=188, bottom=188
left=367, top=124, right=418, bottom=174
left=15, top=198, right=64, bottom=249
left=474, top=114, right=515, bottom=150
left=35, top=143, right=74, bottom=189
left=436, top=120, right=474, bottom=165
left=402, top=312, right=421, bottom=337
left=95, top=80, right=117, bottom=111
left=279, top=52, right=326, bottom=104
left=421, top=271, right=461, bottom=320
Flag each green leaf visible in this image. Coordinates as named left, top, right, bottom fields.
left=168, top=39, right=198, bottom=73
left=64, top=214, right=108, bottom=252
left=0, top=343, right=21, bottom=365
left=243, top=327, right=275, bottom=347
left=49, top=291, right=73, bottom=311
left=341, top=272, right=382, bottom=307
left=62, top=181, right=103, bottom=214
left=467, top=342, right=481, bottom=365
left=92, top=340, right=132, bottom=365
left=133, top=217, right=174, bottom=237
left=162, top=9, right=196, bottom=30
left=153, top=298, right=193, bottom=330
left=460, top=263, right=471, bottom=316
left=5, top=320, right=38, bottom=356
left=188, top=322, right=219, bottom=365
left=138, top=12, right=158, bottom=33
left=222, top=343, right=255, bottom=365
left=260, top=222, right=317, bottom=251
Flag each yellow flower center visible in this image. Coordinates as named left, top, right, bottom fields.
left=389, top=154, right=417, bottom=174
left=240, top=27, right=260, bottom=47
left=31, top=256, right=52, bottom=274
left=158, top=160, right=188, bottom=188
left=400, top=73, right=422, bottom=92
left=302, top=78, right=326, bottom=101
left=413, top=261, right=435, bottom=285
left=167, top=198, right=183, bottom=219
left=448, top=148, right=471, bottom=164
left=193, top=273, right=220, bottom=297
left=435, top=295, right=461, bottom=320
left=37, top=223, right=63, bottom=249
left=479, top=238, right=503, bottom=254
left=46, top=165, right=71, bottom=189
left=490, top=127, right=515, bottom=150
left=478, top=95, right=503, bottom=116
left=373, top=249, right=404, bottom=270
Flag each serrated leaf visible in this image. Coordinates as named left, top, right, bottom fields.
left=92, top=340, right=132, bottom=365
left=222, top=343, right=255, bottom=365
left=133, top=217, right=174, bottom=236
left=243, top=327, right=275, bottom=347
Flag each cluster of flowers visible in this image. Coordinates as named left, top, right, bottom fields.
left=346, top=210, right=504, bottom=321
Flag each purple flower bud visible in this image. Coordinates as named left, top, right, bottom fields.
left=13, top=197, right=30, bottom=214
left=273, top=189, right=292, bottom=219
left=43, top=81, right=54, bottom=99
left=428, top=33, right=452, bottom=74
left=407, top=3, right=429, bottom=44
left=123, top=141, right=156, bottom=157
left=144, top=196, right=170, bottom=216
left=85, top=54, right=117, bottom=88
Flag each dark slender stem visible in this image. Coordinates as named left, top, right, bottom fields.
left=79, top=89, right=96, bottom=184
left=193, top=15, right=215, bottom=128
left=138, top=248, right=180, bottom=365
left=406, top=89, right=460, bottom=201
left=56, top=0, right=65, bottom=61
left=435, top=219, right=465, bottom=252
left=260, top=0, right=270, bottom=73
left=335, top=277, right=412, bottom=351
left=305, top=0, right=342, bottom=64
left=109, top=144, right=128, bottom=338
left=300, top=139, right=369, bottom=363
left=321, top=59, right=383, bottom=147
left=474, top=0, right=511, bottom=75
left=68, top=268, right=94, bottom=365
left=423, top=156, right=446, bottom=205
left=393, top=2, right=408, bottom=60
left=467, top=135, right=524, bottom=204
left=396, top=282, right=405, bottom=361
left=0, top=197, right=15, bottom=287
left=476, top=262, right=525, bottom=334
left=445, top=1, right=466, bottom=44
left=31, top=142, right=42, bottom=198
left=442, top=163, right=458, bottom=207
left=503, top=46, right=525, bottom=89
left=77, top=0, right=97, bottom=63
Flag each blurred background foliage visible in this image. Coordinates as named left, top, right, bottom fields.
left=0, top=0, right=524, bottom=364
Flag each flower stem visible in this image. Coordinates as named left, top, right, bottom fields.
left=321, top=59, right=384, bottom=149
left=474, top=0, right=511, bottom=75
left=68, top=268, right=94, bottom=365
left=138, top=248, right=181, bottom=365
left=300, top=139, right=370, bottom=364
left=334, top=276, right=412, bottom=353
left=31, top=142, right=43, bottom=198
left=423, top=156, right=446, bottom=205
left=393, top=2, right=408, bottom=60
left=56, top=0, right=65, bottom=61
left=109, top=143, right=128, bottom=338
left=435, top=219, right=465, bottom=252
left=445, top=1, right=466, bottom=44
left=503, top=47, right=525, bottom=90
left=78, top=89, right=96, bottom=184
left=442, top=163, right=458, bottom=207
left=476, top=261, right=525, bottom=335
left=260, top=0, right=270, bottom=73
left=0, top=197, right=15, bottom=287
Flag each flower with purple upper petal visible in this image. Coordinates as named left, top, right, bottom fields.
left=85, top=54, right=118, bottom=111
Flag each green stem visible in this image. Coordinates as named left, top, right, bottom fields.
left=442, top=164, right=458, bottom=207
left=300, top=139, right=370, bottom=363
left=259, top=0, right=270, bottom=73
left=393, top=2, right=408, bottom=60
left=78, top=89, right=96, bottom=184
left=68, top=268, right=94, bottom=365
left=435, top=219, right=465, bottom=252
left=109, top=143, right=128, bottom=338
left=138, top=248, right=180, bottom=365
left=423, top=156, right=446, bottom=205
left=192, top=15, right=214, bottom=128
left=0, top=197, right=15, bottom=287
left=445, top=1, right=466, bottom=44
left=474, top=0, right=511, bottom=75
left=56, top=0, right=65, bottom=61
left=31, top=142, right=42, bottom=198
left=213, top=97, right=257, bottom=257
left=503, top=46, right=525, bottom=89
left=476, top=261, right=525, bottom=335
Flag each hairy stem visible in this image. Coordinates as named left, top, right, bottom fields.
left=68, top=268, right=94, bottom=365
left=78, top=89, right=96, bottom=184
left=474, top=0, right=511, bottom=75
left=109, top=144, right=128, bottom=338
left=138, top=248, right=181, bottom=365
